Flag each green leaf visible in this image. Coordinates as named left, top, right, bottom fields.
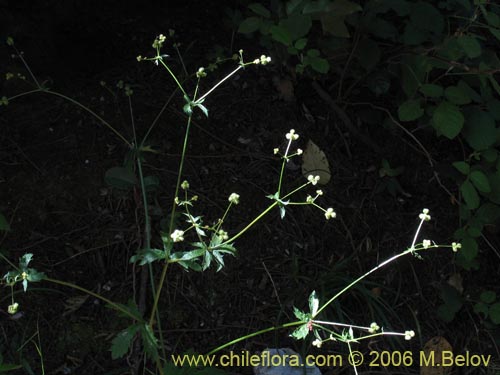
left=140, top=323, right=159, bottom=360
left=457, top=35, right=482, bottom=58
left=460, top=180, right=480, bottom=210
left=105, top=167, right=137, bottom=190
left=0, top=363, right=22, bottom=371
left=419, top=84, right=443, bottom=98
left=309, top=56, right=330, bottom=74
left=238, top=17, right=262, bottom=33
left=444, top=86, right=471, bottom=105
left=308, top=291, right=319, bottom=316
left=270, top=25, right=293, bottom=46
left=480, top=291, right=497, bottom=304
left=280, top=14, right=312, bottom=41
left=320, top=0, right=362, bottom=38
left=290, top=324, right=310, bottom=340
left=461, top=235, right=478, bottom=262
left=170, top=249, right=206, bottom=262
left=463, top=109, right=497, bottom=151
left=0, top=213, right=10, bottom=231
left=398, top=99, right=424, bottom=121
left=486, top=170, right=500, bottom=204
left=111, top=324, right=140, bottom=359
left=432, top=101, right=464, bottom=139
left=294, top=38, right=308, bottom=50
left=489, top=303, right=500, bottom=324
left=248, top=3, right=271, bottom=18
left=130, top=248, right=167, bottom=265
left=473, top=301, right=489, bottom=317
left=409, top=2, right=443, bottom=34
left=293, top=307, right=309, bottom=321
left=470, top=170, right=491, bottom=193
left=286, top=0, right=305, bottom=15
left=19, top=253, right=33, bottom=269
left=452, top=161, right=470, bottom=175
left=489, top=26, right=500, bottom=41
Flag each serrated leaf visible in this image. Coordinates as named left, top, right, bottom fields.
left=238, top=17, right=262, bottom=33
left=0, top=213, right=10, bottom=231
left=301, top=140, right=331, bottom=184
left=248, top=3, right=270, bottom=18
left=419, top=83, right=443, bottom=98
left=290, top=324, right=309, bottom=340
left=432, top=101, right=464, bottom=139
left=105, top=167, right=137, bottom=190
left=140, top=323, right=159, bottom=360
left=293, top=307, right=309, bottom=321
left=452, top=161, right=470, bottom=175
left=470, top=170, right=491, bottom=193
left=170, top=249, right=206, bottom=262
left=309, top=56, right=330, bottom=74
left=457, top=35, right=482, bottom=58
left=111, top=325, right=140, bottom=359
left=294, top=38, right=307, bottom=50
left=130, top=248, right=167, bottom=265
left=308, top=291, right=319, bottom=316
left=398, top=99, right=424, bottom=121
left=461, top=180, right=480, bottom=210
left=480, top=291, right=496, bottom=304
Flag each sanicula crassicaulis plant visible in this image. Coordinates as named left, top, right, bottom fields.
left=0, top=32, right=463, bottom=374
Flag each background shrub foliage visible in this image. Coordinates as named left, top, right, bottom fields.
left=237, top=0, right=500, bottom=323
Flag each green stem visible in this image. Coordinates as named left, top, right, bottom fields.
left=314, top=246, right=419, bottom=317
left=42, top=90, right=131, bottom=147
left=206, top=321, right=303, bottom=356
left=44, top=277, right=141, bottom=321
left=149, top=115, right=193, bottom=327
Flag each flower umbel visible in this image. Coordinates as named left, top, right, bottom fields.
left=285, top=129, right=299, bottom=141
left=324, top=208, right=336, bottom=220
left=452, top=242, right=462, bottom=252
left=369, top=322, right=380, bottom=333
left=419, top=208, right=431, bottom=221
left=422, top=239, right=431, bottom=249
left=170, top=229, right=185, bottom=242
left=7, top=303, right=19, bottom=315
left=307, top=175, right=320, bottom=185
left=228, top=193, right=240, bottom=205
left=404, top=330, right=415, bottom=340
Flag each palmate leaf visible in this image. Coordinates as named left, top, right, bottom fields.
left=111, top=324, right=141, bottom=359
left=291, top=323, right=309, bottom=340
left=308, top=290, right=319, bottom=317
left=130, top=248, right=167, bottom=265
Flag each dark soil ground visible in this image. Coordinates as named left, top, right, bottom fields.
left=1, top=1, right=499, bottom=374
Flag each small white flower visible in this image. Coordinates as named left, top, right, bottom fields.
left=307, top=175, right=320, bottom=185
left=422, top=239, right=431, bottom=249
left=419, top=208, right=431, bottom=221
left=312, top=339, right=322, bottom=348
left=404, top=330, right=415, bottom=340
left=316, top=190, right=323, bottom=196
left=296, top=148, right=303, bottom=155
left=170, top=229, right=185, bottom=242
left=306, top=195, right=314, bottom=204
left=324, top=208, right=336, bottom=220
left=196, top=67, right=207, bottom=78
left=273, top=148, right=280, bottom=155
left=285, top=129, right=299, bottom=141
left=253, top=58, right=260, bottom=64
left=228, top=193, right=240, bottom=205
left=260, top=55, right=271, bottom=65
left=369, top=322, right=380, bottom=333
left=452, top=242, right=462, bottom=252
left=218, top=230, right=229, bottom=241
left=7, top=302, right=19, bottom=315
left=181, top=180, right=190, bottom=190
